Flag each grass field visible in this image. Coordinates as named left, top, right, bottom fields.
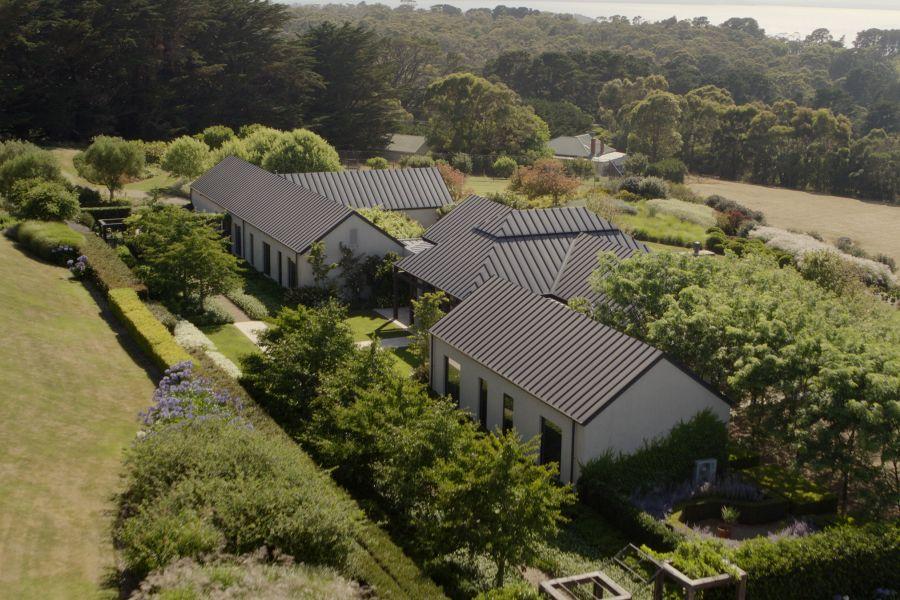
left=200, top=324, right=261, bottom=365
left=689, top=178, right=900, bottom=262
left=613, top=200, right=710, bottom=248
left=0, top=236, right=157, bottom=599
left=49, top=147, right=180, bottom=201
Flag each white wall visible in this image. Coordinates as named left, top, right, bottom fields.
left=431, top=335, right=576, bottom=483
left=576, top=359, right=731, bottom=480
left=401, top=208, right=441, bottom=228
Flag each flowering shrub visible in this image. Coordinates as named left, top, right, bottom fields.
left=66, top=254, right=89, bottom=278
left=173, top=320, right=215, bottom=351
left=140, top=361, right=245, bottom=428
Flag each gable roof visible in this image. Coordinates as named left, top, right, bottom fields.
left=549, top=133, right=619, bottom=159
left=429, top=278, right=663, bottom=424
left=385, top=133, right=429, bottom=154
left=191, top=157, right=354, bottom=254
left=281, top=166, right=452, bottom=211
left=398, top=195, right=648, bottom=302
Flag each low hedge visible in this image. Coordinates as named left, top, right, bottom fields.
left=80, top=234, right=147, bottom=296
left=11, top=220, right=84, bottom=263
left=578, top=481, right=682, bottom=551
left=82, top=205, right=132, bottom=220
left=742, top=465, right=838, bottom=516
left=678, top=495, right=789, bottom=525
left=108, top=288, right=192, bottom=370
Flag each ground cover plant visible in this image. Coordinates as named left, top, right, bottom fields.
left=645, top=198, right=717, bottom=227
left=612, top=201, right=708, bottom=247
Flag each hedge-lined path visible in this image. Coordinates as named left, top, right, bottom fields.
left=0, top=235, right=157, bottom=599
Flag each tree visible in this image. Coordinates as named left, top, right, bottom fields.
left=0, top=149, right=61, bottom=196
left=366, top=157, right=389, bottom=170
left=75, top=135, right=145, bottom=201
left=7, top=179, right=79, bottom=221
left=492, top=156, right=518, bottom=178
left=307, top=241, right=337, bottom=287
left=436, top=162, right=467, bottom=201
left=626, top=91, right=683, bottom=162
left=424, top=73, right=550, bottom=157
left=261, top=129, right=341, bottom=174
left=510, top=158, right=580, bottom=205
left=125, top=205, right=238, bottom=311
left=529, top=98, right=593, bottom=137
left=410, top=291, right=448, bottom=379
left=161, top=136, right=210, bottom=180
left=420, top=431, right=575, bottom=586
left=200, top=125, right=236, bottom=149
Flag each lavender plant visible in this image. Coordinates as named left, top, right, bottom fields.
left=140, top=361, right=246, bottom=429
left=630, top=474, right=765, bottom=519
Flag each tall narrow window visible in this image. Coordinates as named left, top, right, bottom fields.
left=540, top=417, right=563, bottom=472
left=287, top=258, right=297, bottom=288
left=349, top=228, right=359, bottom=249
left=263, top=242, right=271, bottom=276
left=478, top=378, right=488, bottom=430
left=444, top=356, right=460, bottom=405
left=277, top=251, right=283, bottom=285
left=233, top=225, right=242, bottom=256
left=503, top=394, right=514, bottom=433
left=249, top=233, right=255, bottom=265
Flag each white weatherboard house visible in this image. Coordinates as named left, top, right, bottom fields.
left=191, top=157, right=405, bottom=288
left=429, top=278, right=731, bottom=484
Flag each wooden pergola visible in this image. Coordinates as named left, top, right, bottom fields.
left=540, top=571, right=632, bottom=599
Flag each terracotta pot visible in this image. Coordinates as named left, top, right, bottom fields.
left=717, top=524, right=732, bottom=538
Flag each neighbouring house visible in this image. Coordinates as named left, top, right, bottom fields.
left=281, top=166, right=452, bottom=227
left=382, top=133, right=430, bottom=163
left=392, top=194, right=648, bottom=317
left=549, top=133, right=626, bottom=176
left=191, top=156, right=405, bottom=289
left=429, top=278, right=731, bottom=483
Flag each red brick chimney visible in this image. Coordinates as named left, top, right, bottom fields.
left=590, top=137, right=597, bottom=156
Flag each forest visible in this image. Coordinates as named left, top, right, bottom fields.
left=1, top=0, right=898, bottom=200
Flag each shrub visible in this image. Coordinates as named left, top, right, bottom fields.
left=437, top=162, right=467, bottom=201
left=225, top=289, right=268, bottom=320
left=12, top=220, right=84, bottom=263
left=192, top=296, right=235, bottom=326
left=618, top=176, right=643, bottom=195
left=565, top=157, right=595, bottom=179
left=623, top=152, right=649, bottom=176
left=76, top=211, right=95, bottom=229
left=261, top=128, right=342, bottom=174
left=0, top=148, right=62, bottom=196
left=742, top=465, right=838, bottom=515
left=284, top=285, right=336, bottom=308
left=81, top=205, right=132, bottom=220
left=116, top=418, right=359, bottom=577
left=140, top=141, right=168, bottom=165
left=492, top=156, right=518, bottom=178
left=705, top=195, right=764, bottom=223
left=162, top=136, right=211, bottom=179
left=0, top=209, right=17, bottom=229
left=579, top=410, right=728, bottom=495
left=451, top=152, right=473, bottom=174
left=646, top=198, right=717, bottom=227
left=79, top=234, right=145, bottom=294
left=173, top=321, right=216, bottom=352
left=74, top=185, right=103, bottom=207
left=366, top=156, right=390, bottom=170
left=0, top=139, right=40, bottom=165
left=638, top=176, right=669, bottom=199
left=668, top=182, right=704, bottom=203
left=615, top=189, right=643, bottom=202
left=577, top=481, right=683, bottom=550
left=647, top=157, right=687, bottom=183
left=356, top=206, right=425, bottom=239
left=475, top=582, right=540, bottom=599
left=200, top=125, right=236, bottom=149
left=7, top=178, right=79, bottom=221
left=108, top=287, right=193, bottom=370
left=145, top=301, right=178, bottom=331
left=400, top=154, right=434, bottom=168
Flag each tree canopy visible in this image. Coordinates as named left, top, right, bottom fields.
left=75, top=136, right=145, bottom=201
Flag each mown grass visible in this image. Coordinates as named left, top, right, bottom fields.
left=0, top=235, right=157, bottom=599
left=390, top=346, right=420, bottom=377
left=346, top=311, right=407, bottom=342
left=200, top=324, right=261, bottom=365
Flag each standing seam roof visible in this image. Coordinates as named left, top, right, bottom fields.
left=429, top=278, right=663, bottom=424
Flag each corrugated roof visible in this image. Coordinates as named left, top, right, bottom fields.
left=191, top=157, right=353, bottom=254
left=398, top=195, right=647, bottom=301
left=429, top=278, right=663, bottom=424
left=281, top=166, right=452, bottom=211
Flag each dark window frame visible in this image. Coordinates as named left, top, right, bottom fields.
left=478, top=378, right=488, bottom=430
left=233, top=224, right=242, bottom=257
left=249, top=233, right=255, bottom=265
left=503, top=394, right=514, bottom=433
left=287, top=258, right=297, bottom=288
left=262, top=241, right=271, bottom=276
left=540, top=416, right=563, bottom=471
left=444, top=356, right=460, bottom=405
left=277, top=251, right=283, bottom=285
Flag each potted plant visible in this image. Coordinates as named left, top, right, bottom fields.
left=718, top=506, right=740, bottom=539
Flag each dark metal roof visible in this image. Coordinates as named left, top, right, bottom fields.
left=398, top=195, right=647, bottom=301
left=191, top=157, right=353, bottom=254
left=281, top=166, right=452, bottom=211
left=429, top=278, right=664, bottom=424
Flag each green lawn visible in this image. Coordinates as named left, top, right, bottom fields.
left=614, top=200, right=710, bottom=247
left=390, top=346, right=420, bottom=377
left=0, top=235, right=157, bottom=599
left=467, top=175, right=510, bottom=196
left=200, top=324, right=261, bottom=365
left=49, top=146, right=179, bottom=199
left=346, top=311, right=407, bottom=342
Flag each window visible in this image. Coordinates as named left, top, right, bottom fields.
left=233, top=225, right=242, bottom=256
left=287, top=258, right=297, bottom=288
left=478, top=378, right=488, bottom=430
left=502, top=394, right=514, bottom=433
left=249, top=233, right=255, bottom=265
left=349, top=228, right=359, bottom=249
left=540, top=417, right=563, bottom=471
left=277, top=251, right=283, bottom=285
left=262, top=242, right=271, bottom=275
left=444, top=356, right=460, bottom=405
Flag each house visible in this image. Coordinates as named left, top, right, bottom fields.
left=191, top=157, right=405, bottom=288
left=429, top=278, right=731, bottom=483
left=392, top=195, right=648, bottom=316
left=549, top=133, right=626, bottom=176
left=382, top=133, right=430, bottom=163
left=281, top=166, right=451, bottom=227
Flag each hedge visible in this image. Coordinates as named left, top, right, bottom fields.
left=11, top=220, right=84, bottom=263
left=577, top=481, right=683, bottom=551
left=189, top=352, right=449, bottom=599
left=81, top=205, right=132, bottom=220
left=108, top=288, right=192, bottom=370
left=678, top=496, right=789, bottom=525
left=80, top=234, right=147, bottom=295
left=743, top=465, right=838, bottom=516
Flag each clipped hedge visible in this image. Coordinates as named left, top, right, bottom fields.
left=108, top=288, right=192, bottom=370
left=11, top=220, right=84, bottom=263
left=743, top=465, right=838, bottom=516
left=678, top=496, right=789, bottom=525
left=80, top=234, right=147, bottom=295
left=81, top=205, right=132, bottom=220
left=577, top=481, right=683, bottom=551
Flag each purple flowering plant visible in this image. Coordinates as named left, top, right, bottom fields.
left=67, top=255, right=89, bottom=278
left=631, top=474, right=765, bottom=519
left=140, top=361, right=247, bottom=429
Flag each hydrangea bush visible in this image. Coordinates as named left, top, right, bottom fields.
left=140, top=361, right=245, bottom=428
left=66, top=254, right=89, bottom=278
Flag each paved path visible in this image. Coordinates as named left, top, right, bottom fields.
left=234, top=320, right=269, bottom=345
left=355, top=336, right=411, bottom=349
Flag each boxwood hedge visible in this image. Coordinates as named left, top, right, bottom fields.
left=108, top=288, right=191, bottom=369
